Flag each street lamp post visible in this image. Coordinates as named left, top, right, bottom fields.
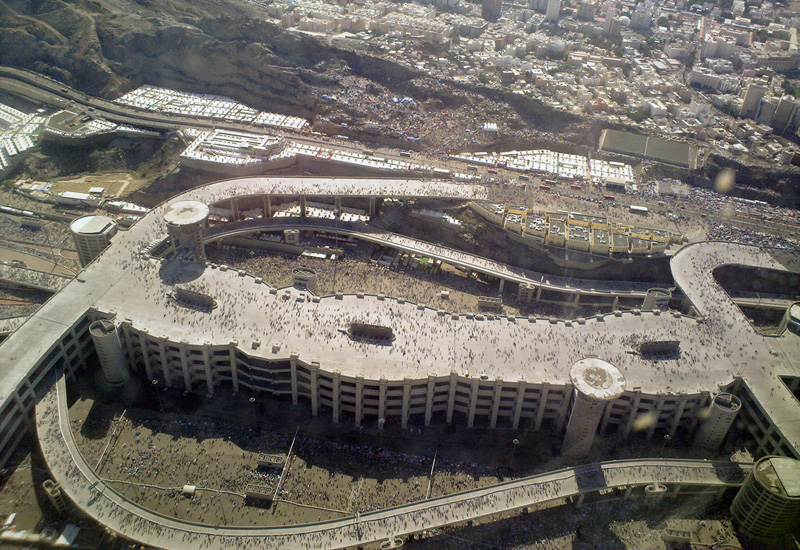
left=152, top=379, right=163, bottom=411
left=378, top=418, right=386, bottom=448
left=511, top=438, right=520, bottom=470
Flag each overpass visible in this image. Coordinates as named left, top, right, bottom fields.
left=37, top=372, right=751, bottom=550
left=204, top=216, right=653, bottom=302
left=0, top=263, right=71, bottom=293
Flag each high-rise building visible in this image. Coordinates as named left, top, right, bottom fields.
left=576, top=0, right=595, bottom=20
left=482, top=0, right=501, bottom=21
left=771, top=95, right=799, bottom=133
left=693, top=393, right=741, bottom=452
left=731, top=456, right=800, bottom=542
left=741, top=82, right=768, bottom=119
left=630, top=7, right=652, bottom=30
left=756, top=97, right=778, bottom=125
left=603, top=12, right=621, bottom=37
left=561, top=358, right=626, bottom=460
left=545, top=0, right=561, bottom=21
left=70, top=215, right=118, bottom=268
left=164, top=200, right=210, bottom=262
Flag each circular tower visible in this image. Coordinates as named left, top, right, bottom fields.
left=561, top=358, right=626, bottom=461
left=693, top=392, right=741, bottom=453
left=731, top=456, right=800, bottom=542
left=164, top=200, right=210, bottom=262
left=89, top=319, right=130, bottom=387
left=70, top=215, right=118, bottom=267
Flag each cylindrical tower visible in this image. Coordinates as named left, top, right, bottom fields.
left=164, top=200, right=210, bottom=262
left=644, top=482, right=668, bottom=507
left=43, top=479, right=67, bottom=514
left=693, top=392, right=741, bottom=452
left=731, top=456, right=800, bottom=542
left=70, top=215, right=118, bottom=267
left=89, top=319, right=129, bottom=387
left=561, top=358, right=626, bottom=460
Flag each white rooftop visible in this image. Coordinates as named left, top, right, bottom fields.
left=569, top=358, right=626, bottom=400
left=164, top=201, right=210, bottom=225
left=69, top=215, right=115, bottom=235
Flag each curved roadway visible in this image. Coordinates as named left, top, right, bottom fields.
left=38, top=373, right=751, bottom=550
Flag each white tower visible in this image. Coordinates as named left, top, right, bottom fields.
left=164, top=200, right=210, bottom=262
left=693, top=392, right=741, bottom=452
left=561, top=358, right=626, bottom=460
left=89, top=319, right=130, bottom=387
left=70, top=215, right=118, bottom=267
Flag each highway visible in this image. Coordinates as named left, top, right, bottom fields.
left=37, top=372, right=751, bottom=550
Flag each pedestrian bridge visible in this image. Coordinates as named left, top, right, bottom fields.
left=37, top=372, right=752, bottom=550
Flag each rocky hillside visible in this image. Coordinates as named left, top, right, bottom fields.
left=0, top=0, right=590, bottom=146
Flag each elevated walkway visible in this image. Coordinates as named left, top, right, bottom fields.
left=37, top=373, right=752, bottom=550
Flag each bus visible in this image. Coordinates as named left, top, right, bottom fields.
left=519, top=175, right=530, bottom=181
left=539, top=184, right=552, bottom=190
left=399, top=151, right=411, bottom=158
left=487, top=168, right=499, bottom=174
left=603, top=194, right=615, bottom=201
left=630, top=205, right=649, bottom=215
left=570, top=184, right=582, bottom=190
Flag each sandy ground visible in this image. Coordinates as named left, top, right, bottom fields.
left=46, top=171, right=149, bottom=198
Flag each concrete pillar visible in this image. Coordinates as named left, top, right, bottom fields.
left=623, top=393, right=642, bottom=437
left=158, top=340, right=170, bottom=386
left=498, top=279, right=505, bottom=293
left=536, top=286, right=543, bottom=301
left=290, top=354, right=299, bottom=406
left=534, top=386, right=549, bottom=431
left=179, top=344, right=192, bottom=392
left=332, top=371, right=340, bottom=424
left=556, top=391, right=570, bottom=431
left=490, top=378, right=503, bottom=428
left=599, top=401, right=614, bottom=433
left=623, top=486, right=633, bottom=500
left=355, top=377, right=364, bottom=428
left=139, top=333, right=153, bottom=380
left=402, top=378, right=411, bottom=429
left=670, top=485, right=680, bottom=498
left=69, top=328, right=88, bottom=369
left=446, top=371, right=458, bottom=424
left=575, top=493, right=585, bottom=508
left=369, top=197, right=376, bottom=218
left=512, top=381, right=526, bottom=430
left=379, top=378, right=388, bottom=423
left=300, top=196, right=307, bottom=218
left=229, top=345, right=240, bottom=393
left=310, top=364, right=319, bottom=417
left=467, top=379, right=479, bottom=428
left=425, top=375, right=436, bottom=426
left=231, top=198, right=240, bottom=221
left=612, top=296, right=619, bottom=310
left=335, top=196, right=342, bottom=216
left=647, top=396, right=665, bottom=440
left=573, top=291, right=581, bottom=306
left=669, top=394, right=688, bottom=438
left=266, top=196, right=272, bottom=217
left=202, top=348, right=213, bottom=394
